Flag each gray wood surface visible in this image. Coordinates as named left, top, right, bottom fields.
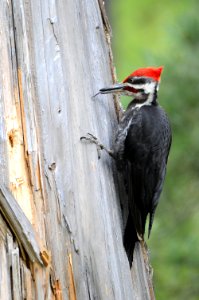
left=0, top=0, right=155, bottom=299
left=0, top=184, right=42, bottom=264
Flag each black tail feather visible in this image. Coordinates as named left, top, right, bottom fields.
left=148, top=210, right=155, bottom=238
left=123, top=214, right=138, bottom=267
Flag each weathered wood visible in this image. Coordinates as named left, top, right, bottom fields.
left=10, top=244, right=22, bottom=300
left=20, top=261, right=35, bottom=300
left=0, top=185, right=42, bottom=264
left=0, top=217, right=12, bottom=300
left=0, top=215, right=38, bottom=300
left=131, top=243, right=155, bottom=300
left=0, top=0, right=155, bottom=298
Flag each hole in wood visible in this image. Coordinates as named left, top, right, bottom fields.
left=8, top=131, right=14, bottom=148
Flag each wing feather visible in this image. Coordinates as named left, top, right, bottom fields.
left=116, top=105, right=172, bottom=238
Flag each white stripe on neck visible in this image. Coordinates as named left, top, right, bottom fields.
left=132, top=91, right=155, bottom=109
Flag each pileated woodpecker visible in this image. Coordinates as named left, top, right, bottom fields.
left=81, top=66, right=172, bottom=266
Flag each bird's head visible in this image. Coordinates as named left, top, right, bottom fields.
left=99, top=66, right=163, bottom=102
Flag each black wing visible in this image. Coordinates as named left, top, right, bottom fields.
left=114, top=105, right=171, bottom=266
left=125, top=105, right=172, bottom=237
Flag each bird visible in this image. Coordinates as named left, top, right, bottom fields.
left=81, top=66, right=172, bottom=266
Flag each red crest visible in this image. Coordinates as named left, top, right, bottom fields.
left=123, top=66, right=163, bottom=83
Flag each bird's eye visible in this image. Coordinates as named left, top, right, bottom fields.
left=126, top=78, right=134, bottom=84
left=139, top=89, right=144, bottom=93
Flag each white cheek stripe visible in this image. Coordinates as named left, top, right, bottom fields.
left=127, top=82, right=156, bottom=93
left=134, top=98, right=152, bottom=109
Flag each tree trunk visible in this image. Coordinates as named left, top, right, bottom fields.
left=0, top=0, right=155, bottom=299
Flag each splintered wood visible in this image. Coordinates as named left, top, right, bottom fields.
left=0, top=0, right=155, bottom=299
left=0, top=215, right=34, bottom=299
left=67, top=253, right=77, bottom=300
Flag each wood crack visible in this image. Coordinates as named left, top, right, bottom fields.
left=85, top=268, right=92, bottom=300
left=48, top=18, right=59, bottom=46
left=97, top=0, right=123, bottom=122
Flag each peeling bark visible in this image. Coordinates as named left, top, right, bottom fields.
left=0, top=0, right=155, bottom=299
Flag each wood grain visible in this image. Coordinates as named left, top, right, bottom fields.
left=0, top=0, right=155, bottom=298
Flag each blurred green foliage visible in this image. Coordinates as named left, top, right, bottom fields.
left=110, top=1, right=199, bottom=299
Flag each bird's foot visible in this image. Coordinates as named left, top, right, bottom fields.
left=80, top=133, right=114, bottom=159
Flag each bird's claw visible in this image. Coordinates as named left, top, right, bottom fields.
left=80, top=133, right=103, bottom=159
left=80, top=133, right=98, bottom=143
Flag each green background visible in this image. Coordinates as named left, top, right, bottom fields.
left=108, top=1, right=199, bottom=299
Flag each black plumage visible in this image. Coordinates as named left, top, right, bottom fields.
left=81, top=66, right=172, bottom=267
left=114, top=100, right=172, bottom=266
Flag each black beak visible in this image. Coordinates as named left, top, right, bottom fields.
left=92, top=83, right=126, bottom=98
left=99, top=83, right=126, bottom=94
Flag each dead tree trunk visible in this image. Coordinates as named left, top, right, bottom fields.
left=0, top=0, right=155, bottom=299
